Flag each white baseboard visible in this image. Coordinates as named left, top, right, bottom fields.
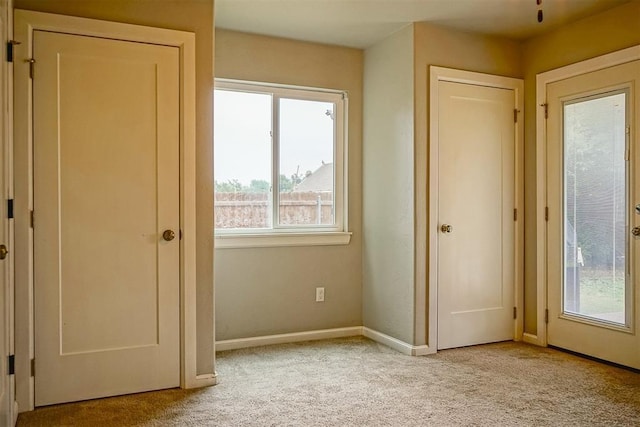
left=522, top=332, right=544, bottom=346
left=215, top=326, right=363, bottom=352
left=215, top=326, right=436, bottom=356
left=192, top=373, right=218, bottom=387
left=362, top=327, right=435, bottom=356
left=216, top=326, right=540, bottom=356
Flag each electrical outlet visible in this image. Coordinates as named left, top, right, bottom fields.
left=315, top=287, right=325, bottom=302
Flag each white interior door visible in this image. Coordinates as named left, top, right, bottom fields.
left=437, top=80, right=516, bottom=350
left=33, top=30, right=181, bottom=406
left=547, top=60, right=640, bottom=369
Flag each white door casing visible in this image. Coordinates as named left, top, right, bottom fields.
left=429, top=67, right=524, bottom=351
left=0, top=0, right=15, bottom=422
left=546, top=59, right=640, bottom=369
left=13, top=10, right=211, bottom=412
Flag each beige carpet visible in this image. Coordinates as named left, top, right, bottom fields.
left=17, top=337, right=640, bottom=426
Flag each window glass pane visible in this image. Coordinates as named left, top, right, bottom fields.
left=563, top=92, right=627, bottom=324
left=214, top=89, right=272, bottom=229
left=278, top=98, right=335, bottom=226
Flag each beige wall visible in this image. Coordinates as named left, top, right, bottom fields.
left=362, top=26, right=415, bottom=344
left=521, top=1, right=640, bottom=334
left=363, top=23, right=522, bottom=347
left=17, top=0, right=638, bottom=366
left=413, top=23, right=523, bottom=345
left=214, top=4, right=639, bottom=349
left=15, top=0, right=215, bottom=375
left=214, top=29, right=363, bottom=340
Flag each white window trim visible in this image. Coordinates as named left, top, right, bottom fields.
left=215, top=231, right=352, bottom=249
left=214, top=79, right=350, bottom=248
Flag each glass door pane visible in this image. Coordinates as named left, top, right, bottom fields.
left=563, top=92, right=627, bottom=325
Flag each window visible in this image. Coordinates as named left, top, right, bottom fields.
left=214, top=80, right=349, bottom=248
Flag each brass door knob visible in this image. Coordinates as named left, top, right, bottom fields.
left=440, top=224, right=453, bottom=234
left=162, top=230, right=176, bottom=241
left=632, top=226, right=640, bottom=237
left=0, top=244, right=7, bottom=260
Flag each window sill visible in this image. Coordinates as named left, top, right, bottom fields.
left=214, top=231, right=352, bottom=249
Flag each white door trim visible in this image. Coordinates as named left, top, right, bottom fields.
left=534, top=45, right=640, bottom=347
left=1, top=0, right=15, bottom=422
left=428, top=66, right=524, bottom=350
left=13, top=9, right=212, bottom=412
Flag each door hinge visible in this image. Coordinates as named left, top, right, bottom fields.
left=544, top=309, right=549, bottom=324
left=513, top=307, right=517, bottom=319
left=513, top=109, right=519, bottom=123
left=544, top=207, right=549, bottom=222
left=26, top=58, right=35, bottom=79
left=31, top=358, right=35, bottom=377
left=7, top=199, right=13, bottom=219
left=541, top=103, right=548, bottom=119
left=513, top=208, right=517, bottom=221
left=8, top=355, right=14, bottom=375
left=6, top=40, right=20, bottom=63
left=30, top=210, right=34, bottom=228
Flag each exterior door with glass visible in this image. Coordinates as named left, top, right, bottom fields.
left=546, top=59, right=640, bottom=369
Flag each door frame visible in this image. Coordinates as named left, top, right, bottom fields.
left=534, top=45, right=640, bottom=348
left=1, top=0, right=15, bottom=422
left=428, top=66, right=524, bottom=350
left=13, top=10, right=213, bottom=412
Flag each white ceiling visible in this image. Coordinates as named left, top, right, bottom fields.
left=215, top=0, right=631, bottom=49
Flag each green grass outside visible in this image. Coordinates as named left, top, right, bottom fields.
left=577, top=268, right=625, bottom=315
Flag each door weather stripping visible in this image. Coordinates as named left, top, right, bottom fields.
left=625, top=127, right=631, bottom=161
